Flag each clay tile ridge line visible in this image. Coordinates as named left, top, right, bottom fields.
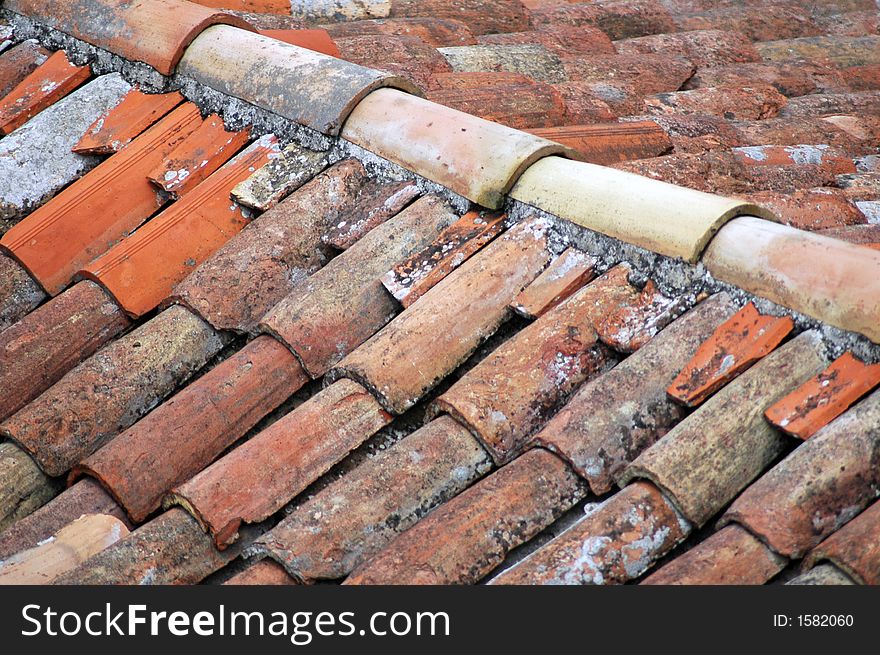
left=3, top=0, right=258, bottom=76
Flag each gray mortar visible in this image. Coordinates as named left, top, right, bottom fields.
left=7, top=7, right=879, bottom=366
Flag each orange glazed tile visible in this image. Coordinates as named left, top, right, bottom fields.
left=667, top=302, right=794, bottom=408
left=259, top=29, right=341, bottom=57
left=0, top=103, right=203, bottom=295
left=73, top=88, right=184, bottom=155
left=147, top=114, right=250, bottom=197
left=0, top=50, right=90, bottom=135
left=512, top=247, right=596, bottom=319
left=765, top=352, right=880, bottom=440
left=528, top=122, right=673, bottom=165
left=81, top=134, right=279, bottom=318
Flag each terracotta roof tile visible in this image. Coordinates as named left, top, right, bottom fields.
left=171, top=159, right=367, bottom=334
left=837, top=63, right=880, bottom=92
left=731, top=144, right=855, bottom=174
left=489, top=481, right=688, bottom=585
left=642, top=85, right=788, bottom=121
left=0, top=514, right=129, bottom=584
left=251, top=415, right=493, bottom=582
left=380, top=210, right=505, bottom=309
left=329, top=217, right=552, bottom=415
left=511, top=247, right=596, bottom=319
left=0, top=479, right=127, bottom=561
left=82, top=135, right=279, bottom=318
left=756, top=35, right=880, bottom=68
left=533, top=293, right=735, bottom=492
left=431, top=268, right=629, bottom=464
left=731, top=116, right=879, bottom=156
left=170, top=379, right=392, bottom=548
left=322, top=17, right=477, bottom=47
left=561, top=53, right=695, bottom=94
left=641, top=524, right=786, bottom=585
left=0, top=49, right=90, bottom=135
left=746, top=188, right=868, bottom=231
left=819, top=224, right=880, bottom=249
left=340, top=88, right=570, bottom=208
left=336, top=34, right=452, bottom=90
left=0, top=254, right=45, bottom=332
left=54, top=508, right=251, bottom=585
left=616, top=29, right=760, bottom=68
left=621, top=330, right=827, bottom=527
left=1, top=102, right=202, bottom=295
left=0, top=441, right=58, bottom=534
left=0, top=73, right=133, bottom=232
left=73, top=88, right=184, bottom=155
left=765, top=352, right=880, bottom=440
left=76, top=336, right=306, bottom=523
left=528, top=122, right=673, bottom=165
left=0, top=40, right=49, bottom=99
left=427, top=79, right=567, bottom=129
left=147, top=114, right=251, bottom=197
left=550, top=82, right=619, bottom=123
left=390, top=0, right=531, bottom=36
left=641, top=113, right=741, bottom=153
left=778, top=91, right=880, bottom=118
left=4, top=0, right=256, bottom=76
left=595, top=280, right=684, bottom=353
left=347, top=448, right=586, bottom=585
left=804, top=499, right=880, bottom=585
left=231, top=142, right=330, bottom=212
left=178, top=25, right=420, bottom=135
left=288, top=0, right=391, bottom=22
left=258, top=29, right=340, bottom=57
left=703, top=216, right=880, bottom=343
left=721, top=388, right=880, bottom=558
left=529, top=1, right=677, bottom=40
left=1, top=305, right=224, bottom=477
left=667, top=302, right=794, bottom=408
left=685, top=61, right=843, bottom=98
left=0, top=281, right=131, bottom=423
left=438, top=43, right=566, bottom=84
left=477, top=25, right=616, bottom=56
left=259, top=195, right=458, bottom=377
left=224, top=559, right=297, bottom=586
left=814, top=10, right=880, bottom=37
left=674, top=5, right=822, bottom=42
left=321, top=180, right=421, bottom=250
left=787, top=563, right=856, bottom=585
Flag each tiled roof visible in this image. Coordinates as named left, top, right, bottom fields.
left=0, top=0, right=878, bottom=587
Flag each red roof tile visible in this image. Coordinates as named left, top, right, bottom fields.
left=561, top=53, right=695, bottom=94
left=764, top=352, right=880, bottom=440
left=0, top=49, right=89, bottom=135
left=322, top=17, right=477, bottom=47
left=667, top=302, right=794, bottom=408
left=819, top=224, right=880, bottom=249
left=746, top=188, right=867, bottom=231
left=594, top=279, right=683, bottom=353
left=642, top=85, right=788, bottom=121
left=427, top=79, right=567, bottom=129
left=477, top=25, right=616, bottom=56
left=528, top=122, right=673, bottom=165
left=529, top=1, right=677, bottom=40
left=550, top=82, right=619, bottom=124
left=511, top=247, right=596, bottom=319
left=258, top=29, right=341, bottom=57
left=335, top=34, right=452, bottom=90
left=321, top=180, right=421, bottom=250
left=390, top=0, right=531, bottom=36
left=73, top=88, right=184, bottom=155
left=615, top=29, right=761, bottom=68
left=804, top=499, right=880, bottom=585
left=674, top=5, right=822, bottom=42
left=0, top=40, right=49, bottom=99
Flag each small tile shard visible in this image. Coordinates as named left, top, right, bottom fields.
left=595, top=280, right=684, bottom=353
left=512, top=247, right=596, bottom=319
left=231, top=142, right=330, bottom=211
left=764, top=352, right=880, bottom=440
left=380, top=210, right=505, bottom=308
left=667, top=302, right=794, bottom=408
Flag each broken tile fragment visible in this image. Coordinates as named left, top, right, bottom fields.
left=765, top=352, right=880, bottom=440
left=170, top=379, right=392, bottom=549
left=73, top=88, right=184, bottom=155
left=0, top=40, right=49, bottom=99
left=0, top=281, right=131, bottom=422
left=1, top=102, right=202, bottom=295
left=641, top=524, right=786, bottom=585
left=173, top=159, right=368, bottom=333
left=1, top=305, right=225, bottom=477
left=512, top=247, right=596, bottom=319
left=667, top=302, right=794, bottom=408
left=622, top=331, right=828, bottom=528
left=251, top=416, right=492, bottom=583
left=75, top=336, right=308, bottom=523
left=0, top=479, right=127, bottom=561
left=533, top=293, right=736, bottom=493
left=0, top=73, right=132, bottom=233
left=804, top=499, right=880, bottom=585
left=321, top=180, right=420, bottom=250
left=721, top=388, right=880, bottom=559
left=330, top=217, right=552, bottom=415
left=147, top=114, right=250, bottom=196
left=231, top=142, right=330, bottom=211
left=82, top=135, right=279, bottom=318
left=259, top=29, right=340, bottom=57
left=260, top=195, right=458, bottom=377
left=380, top=210, right=504, bottom=309
left=0, top=50, right=90, bottom=135
left=0, top=514, right=129, bottom=585
left=527, top=122, right=673, bottom=166
left=787, top=564, right=856, bottom=586
left=595, top=280, right=684, bottom=353
left=490, top=481, right=689, bottom=585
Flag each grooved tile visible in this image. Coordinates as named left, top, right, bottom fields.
left=527, top=122, right=673, bottom=166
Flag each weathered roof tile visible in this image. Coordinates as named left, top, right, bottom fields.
left=561, top=53, right=695, bottom=95
left=527, top=122, right=673, bottom=165
left=335, top=34, right=452, bottom=90
left=0, top=39, right=49, bottom=98
left=321, top=180, right=421, bottom=250
left=642, top=85, right=788, bottom=121
left=747, top=188, right=867, bottom=231
left=756, top=35, right=880, bottom=68
left=0, top=254, right=45, bottom=332
left=478, top=24, right=615, bottom=56
left=616, top=29, right=760, bottom=68
left=438, top=44, right=566, bottom=84
left=322, top=17, right=477, bottom=47
left=529, top=1, right=677, bottom=40
left=674, top=5, right=822, bottom=41
left=511, top=247, right=596, bottom=319
left=231, top=142, right=330, bottom=212
left=258, top=29, right=340, bottom=57
left=390, top=0, right=530, bottom=36
left=595, top=280, right=684, bottom=353
left=804, top=499, right=880, bottom=585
